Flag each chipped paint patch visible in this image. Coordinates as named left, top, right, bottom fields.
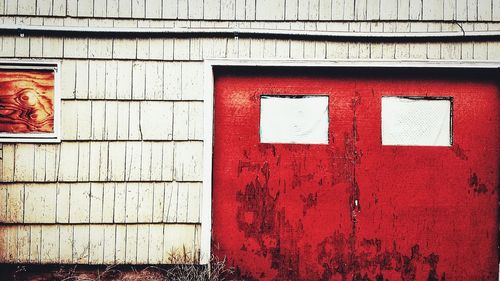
left=468, top=172, right=488, bottom=194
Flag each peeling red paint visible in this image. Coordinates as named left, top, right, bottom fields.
left=212, top=68, right=499, bottom=280
left=300, top=193, right=318, bottom=215
left=450, top=144, right=468, bottom=160
left=468, top=171, right=489, bottom=194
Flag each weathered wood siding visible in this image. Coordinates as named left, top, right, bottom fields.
left=0, top=0, right=499, bottom=265
left=0, top=0, right=499, bottom=21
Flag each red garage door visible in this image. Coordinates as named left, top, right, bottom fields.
left=212, top=68, right=499, bottom=281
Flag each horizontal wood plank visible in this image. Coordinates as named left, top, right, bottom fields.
left=0, top=141, right=198, bottom=182
left=0, top=182, right=202, bottom=224
left=6, top=0, right=493, bottom=21
left=0, top=224, right=200, bottom=264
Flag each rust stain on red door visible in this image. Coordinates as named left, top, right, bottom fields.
left=212, top=68, right=499, bottom=280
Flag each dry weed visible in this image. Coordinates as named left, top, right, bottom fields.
left=4, top=253, right=234, bottom=281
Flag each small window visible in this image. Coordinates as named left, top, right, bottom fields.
left=0, top=63, right=60, bottom=143
left=381, top=96, right=452, bottom=146
left=260, top=95, right=328, bottom=144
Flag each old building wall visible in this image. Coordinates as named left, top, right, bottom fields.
left=0, top=0, right=499, bottom=265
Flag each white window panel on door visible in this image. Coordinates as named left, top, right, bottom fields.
left=381, top=96, right=452, bottom=146
left=260, top=95, right=329, bottom=144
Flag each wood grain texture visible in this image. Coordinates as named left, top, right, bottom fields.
left=0, top=70, right=54, bottom=134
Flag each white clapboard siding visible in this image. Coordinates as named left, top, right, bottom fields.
left=174, top=38, right=190, bottom=60
left=107, top=142, right=126, bottom=181
left=17, top=225, right=30, bottom=262
left=0, top=182, right=202, bottom=224
left=30, top=225, right=42, bottom=263
left=75, top=60, right=89, bottom=99
left=202, top=37, right=228, bottom=59
left=43, top=37, right=64, bottom=57
left=145, top=61, right=164, bottom=98
left=0, top=224, right=15, bottom=261
left=35, top=0, right=51, bottom=15
left=59, top=225, right=72, bottom=263
left=441, top=41, right=461, bottom=60
left=88, top=61, right=107, bottom=99
left=58, top=142, right=79, bottom=181
left=173, top=102, right=189, bottom=140
left=7, top=0, right=497, bottom=21
left=60, top=59, right=76, bottom=99
left=131, top=0, right=145, bottom=18
left=1, top=145, right=14, bottom=182
left=125, top=224, right=138, bottom=263
left=115, top=224, right=126, bottom=262
left=0, top=24, right=497, bottom=61
left=128, top=103, right=142, bottom=140
left=102, top=224, right=116, bottom=263
left=116, top=60, right=133, bottom=99
left=180, top=62, right=204, bottom=100
left=66, top=0, right=77, bottom=16
left=140, top=102, right=174, bottom=139
left=64, top=38, right=88, bottom=59
left=52, top=0, right=66, bottom=16
left=89, top=224, right=104, bottom=264
left=69, top=183, right=91, bottom=223
left=494, top=2, right=500, bottom=20
left=73, top=224, right=90, bottom=263
left=0, top=142, right=184, bottom=182
left=5, top=224, right=17, bottom=261
left=0, top=36, right=15, bottom=57
left=164, top=182, right=178, bottom=222
left=24, top=183, right=57, bottom=223
left=125, top=142, right=142, bottom=181
left=91, top=0, right=105, bottom=17
left=56, top=183, right=70, bottom=223
left=0, top=185, right=6, bottom=222
left=488, top=39, right=500, bottom=59
left=125, top=182, right=139, bottom=223
left=14, top=37, right=29, bottom=58
left=105, top=102, right=119, bottom=140
left=5, top=183, right=23, bottom=223
left=132, top=61, right=146, bottom=100
left=174, top=142, right=203, bottom=181
left=366, top=0, right=376, bottom=20
left=16, top=0, right=35, bottom=15
left=164, top=224, right=201, bottom=263
left=0, top=224, right=200, bottom=264
left=140, top=143, right=153, bottom=181
left=256, top=0, right=285, bottom=20
left=113, top=39, right=137, bottom=59
left=58, top=60, right=204, bottom=101
left=13, top=144, right=34, bottom=182
left=40, top=225, right=59, bottom=263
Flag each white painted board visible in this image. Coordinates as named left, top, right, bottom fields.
left=260, top=95, right=329, bottom=144
left=381, top=97, right=452, bottom=146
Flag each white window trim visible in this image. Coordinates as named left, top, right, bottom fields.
left=201, top=59, right=500, bottom=264
left=0, top=60, right=61, bottom=143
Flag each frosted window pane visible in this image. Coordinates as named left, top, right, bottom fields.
left=260, top=96, right=329, bottom=144
left=382, top=97, right=452, bottom=146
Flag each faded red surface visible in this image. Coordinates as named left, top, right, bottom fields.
left=212, top=68, right=499, bottom=281
left=0, top=70, right=55, bottom=133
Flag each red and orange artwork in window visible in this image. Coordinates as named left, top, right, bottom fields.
left=0, top=70, right=54, bottom=134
